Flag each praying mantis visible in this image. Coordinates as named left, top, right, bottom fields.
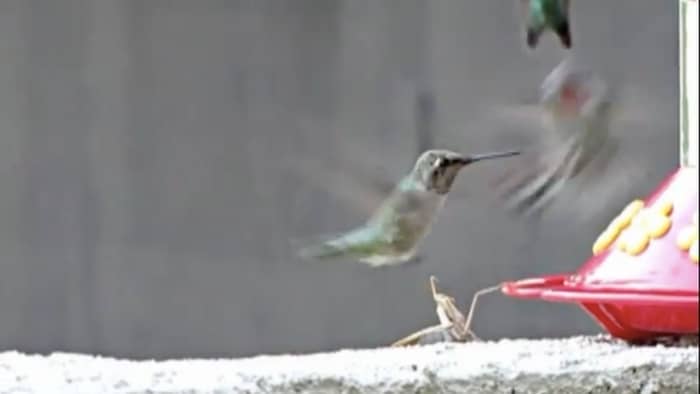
left=391, top=276, right=501, bottom=347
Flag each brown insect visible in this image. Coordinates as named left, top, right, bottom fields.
left=391, top=276, right=501, bottom=347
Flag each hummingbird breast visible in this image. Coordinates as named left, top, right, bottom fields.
left=379, top=190, right=446, bottom=256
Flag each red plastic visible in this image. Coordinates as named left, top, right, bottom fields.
left=502, top=167, right=699, bottom=340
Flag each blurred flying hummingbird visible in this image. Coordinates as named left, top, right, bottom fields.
left=297, top=149, right=520, bottom=267
left=488, top=58, right=658, bottom=221
left=519, top=0, right=572, bottom=49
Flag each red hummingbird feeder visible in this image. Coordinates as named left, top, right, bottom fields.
left=502, top=167, right=699, bottom=340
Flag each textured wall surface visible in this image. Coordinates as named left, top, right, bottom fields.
left=0, top=0, right=679, bottom=359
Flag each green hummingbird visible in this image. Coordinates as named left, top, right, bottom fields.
left=489, top=58, right=658, bottom=220
left=298, top=149, right=520, bottom=267
left=520, top=0, right=572, bottom=49
left=491, top=59, right=614, bottom=217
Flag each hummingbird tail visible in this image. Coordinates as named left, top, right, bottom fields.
left=555, top=20, right=572, bottom=48
left=526, top=27, right=541, bottom=49
left=297, top=243, right=345, bottom=261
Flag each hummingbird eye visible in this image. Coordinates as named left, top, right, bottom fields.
left=433, top=157, right=443, bottom=168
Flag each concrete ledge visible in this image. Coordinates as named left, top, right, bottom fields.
left=0, top=336, right=698, bottom=393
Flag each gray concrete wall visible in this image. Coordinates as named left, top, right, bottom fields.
left=0, top=0, right=679, bottom=359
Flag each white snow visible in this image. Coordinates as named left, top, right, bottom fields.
left=0, top=335, right=697, bottom=393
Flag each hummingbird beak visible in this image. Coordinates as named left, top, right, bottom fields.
left=459, top=150, right=521, bottom=165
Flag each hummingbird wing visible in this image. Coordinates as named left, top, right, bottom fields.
left=295, top=180, right=411, bottom=259
left=488, top=57, right=667, bottom=222
left=490, top=63, right=618, bottom=218
left=490, top=133, right=583, bottom=217
left=490, top=96, right=656, bottom=223
left=546, top=98, right=660, bottom=227
left=291, top=155, right=396, bottom=216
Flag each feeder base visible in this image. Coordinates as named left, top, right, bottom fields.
left=502, top=274, right=700, bottom=341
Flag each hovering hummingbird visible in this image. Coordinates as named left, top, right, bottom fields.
left=488, top=58, right=656, bottom=220
left=298, top=149, right=520, bottom=267
left=519, top=0, right=572, bottom=49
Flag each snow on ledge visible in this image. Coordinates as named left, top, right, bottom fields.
left=0, top=336, right=697, bottom=394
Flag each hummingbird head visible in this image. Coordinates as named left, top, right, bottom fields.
left=412, top=149, right=521, bottom=195
left=541, top=59, right=608, bottom=117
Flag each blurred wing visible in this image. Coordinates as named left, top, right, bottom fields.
left=490, top=102, right=543, bottom=126
left=506, top=122, right=653, bottom=228
left=490, top=57, right=668, bottom=224
left=478, top=99, right=566, bottom=150
left=561, top=83, right=666, bottom=219
left=490, top=98, right=609, bottom=217
left=546, top=136, right=651, bottom=228
left=493, top=94, right=662, bottom=226
left=490, top=134, right=582, bottom=217
left=292, top=155, right=395, bottom=217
